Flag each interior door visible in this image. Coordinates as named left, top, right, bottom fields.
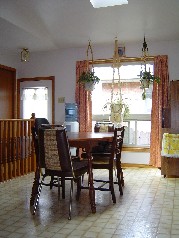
left=0, top=65, right=16, bottom=118
left=17, top=76, right=55, bottom=123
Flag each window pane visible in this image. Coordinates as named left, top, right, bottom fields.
left=137, top=121, right=151, bottom=146
left=92, top=62, right=153, bottom=147
left=92, top=64, right=153, bottom=116
left=22, top=87, right=48, bottom=119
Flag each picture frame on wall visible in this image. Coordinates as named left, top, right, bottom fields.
left=118, top=46, right=125, bottom=57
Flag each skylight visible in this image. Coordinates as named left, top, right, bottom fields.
left=90, top=0, right=128, bottom=8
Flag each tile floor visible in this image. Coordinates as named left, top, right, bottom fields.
left=0, top=168, right=179, bottom=238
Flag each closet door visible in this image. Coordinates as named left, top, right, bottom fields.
left=0, top=65, right=16, bottom=119
left=171, top=80, right=179, bottom=129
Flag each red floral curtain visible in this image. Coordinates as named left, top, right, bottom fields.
left=75, top=60, right=92, bottom=132
left=150, top=55, right=169, bottom=167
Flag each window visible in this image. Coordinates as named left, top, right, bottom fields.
left=92, top=62, right=154, bottom=147
left=21, top=87, right=48, bottom=119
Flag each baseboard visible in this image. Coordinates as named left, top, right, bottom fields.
left=121, top=163, right=153, bottom=168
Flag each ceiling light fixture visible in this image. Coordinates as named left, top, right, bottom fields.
left=90, top=0, right=128, bottom=8
left=21, top=48, right=30, bottom=62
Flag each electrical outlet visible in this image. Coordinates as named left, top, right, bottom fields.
left=58, top=97, right=65, bottom=103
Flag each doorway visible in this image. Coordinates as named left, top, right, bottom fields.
left=17, top=76, right=55, bottom=123
left=0, top=64, right=16, bottom=118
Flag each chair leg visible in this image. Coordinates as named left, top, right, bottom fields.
left=57, top=177, right=61, bottom=199
left=68, top=179, right=73, bottom=220
left=30, top=169, right=40, bottom=206
left=121, top=169, right=124, bottom=187
left=50, top=175, right=54, bottom=189
left=109, top=169, right=116, bottom=203
left=116, top=157, right=123, bottom=195
left=76, top=177, right=81, bottom=201
left=61, top=177, right=65, bottom=199
left=31, top=174, right=45, bottom=215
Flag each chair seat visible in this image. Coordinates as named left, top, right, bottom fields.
left=45, top=160, right=88, bottom=178
left=72, top=160, right=88, bottom=177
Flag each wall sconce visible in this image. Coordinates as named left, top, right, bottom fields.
left=21, top=48, right=30, bottom=62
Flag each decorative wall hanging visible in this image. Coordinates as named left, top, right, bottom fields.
left=78, top=41, right=100, bottom=91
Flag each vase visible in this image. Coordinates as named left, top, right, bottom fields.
left=145, top=84, right=153, bottom=99
left=85, top=82, right=95, bottom=91
left=110, top=112, right=123, bottom=126
left=140, top=78, right=150, bottom=89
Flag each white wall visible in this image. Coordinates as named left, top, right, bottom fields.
left=1, top=40, right=179, bottom=164
left=1, top=40, right=179, bottom=123
left=121, top=151, right=150, bottom=165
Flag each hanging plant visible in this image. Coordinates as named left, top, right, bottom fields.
left=139, top=70, right=160, bottom=100
left=78, top=70, right=100, bottom=91
left=103, top=97, right=129, bottom=121
left=78, top=70, right=100, bottom=84
left=102, top=38, right=130, bottom=125
left=78, top=41, right=100, bottom=91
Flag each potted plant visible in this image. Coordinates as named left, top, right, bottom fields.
left=78, top=70, right=100, bottom=91
left=139, top=70, right=160, bottom=100
left=103, top=96, right=129, bottom=125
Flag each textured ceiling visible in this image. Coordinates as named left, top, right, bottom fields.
left=0, top=0, right=179, bottom=54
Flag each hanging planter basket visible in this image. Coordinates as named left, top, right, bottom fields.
left=78, top=41, right=100, bottom=91
left=140, top=78, right=150, bottom=89
left=85, top=81, right=96, bottom=91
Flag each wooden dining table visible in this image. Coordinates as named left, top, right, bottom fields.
left=67, top=131, right=114, bottom=214
left=30, top=130, right=114, bottom=215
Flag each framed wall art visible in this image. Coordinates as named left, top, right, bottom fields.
left=118, top=46, right=125, bottom=57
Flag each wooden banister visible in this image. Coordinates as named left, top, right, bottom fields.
left=0, top=119, right=35, bottom=182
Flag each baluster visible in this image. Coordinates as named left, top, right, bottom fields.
left=0, top=121, right=3, bottom=182
left=16, top=121, right=21, bottom=176
left=12, top=120, right=17, bottom=178
left=3, top=121, right=8, bottom=180
left=7, top=121, right=13, bottom=179
left=20, top=120, right=25, bottom=175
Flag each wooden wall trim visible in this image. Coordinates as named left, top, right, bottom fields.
left=0, top=64, right=16, bottom=72
left=0, top=64, right=17, bottom=118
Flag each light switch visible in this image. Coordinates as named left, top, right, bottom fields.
left=58, top=97, right=65, bottom=103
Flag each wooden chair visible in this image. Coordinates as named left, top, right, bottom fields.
left=30, top=126, right=88, bottom=220
left=91, top=125, right=125, bottom=196
left=80, top=127, right=117, bottom=203
left=32, top=118, right=59, bottom=191
left=114, top=127, right=125, bottom=194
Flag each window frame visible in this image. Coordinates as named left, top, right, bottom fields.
left=90, top=56, right=154, bottom=148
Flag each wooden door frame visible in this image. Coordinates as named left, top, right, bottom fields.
left=0, top=64, right=16, bottom=118
left=17, top=76, right=55, bottom=123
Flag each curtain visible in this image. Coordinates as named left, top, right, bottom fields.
left=75, top=60, right=92, bottom=132
left=150, top=55, right=169, bottom=167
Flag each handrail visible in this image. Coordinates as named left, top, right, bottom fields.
left=0, top=119, right=35, bottom=182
